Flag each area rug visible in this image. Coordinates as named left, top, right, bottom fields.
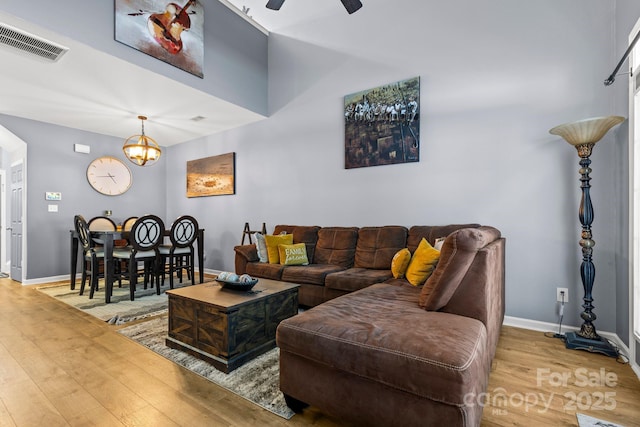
left=36, top=278, right=208, bottom=324
left=118, top=315, right=294, bottom=420
left=577, top=413, right=625, bottom=427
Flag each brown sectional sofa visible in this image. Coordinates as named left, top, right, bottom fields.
left=234, top=224, right=505, bottom=426
left=234, top=223, right=479, bottom=307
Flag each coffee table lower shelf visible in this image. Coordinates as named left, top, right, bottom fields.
left=165, top=280, right=299, bottom=373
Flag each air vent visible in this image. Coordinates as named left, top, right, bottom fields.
left=0, top=22, right=68, bottom=62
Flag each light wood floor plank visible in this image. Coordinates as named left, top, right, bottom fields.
left=0, top=278, right=638, bottom=426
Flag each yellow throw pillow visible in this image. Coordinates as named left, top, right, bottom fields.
left=278, top=243, right=309, bottom=265
left=405, top=238, right=440, bottom=286
left=391, top=248, right=411, bottom=279
left=264, top=233, right=294, bottom=264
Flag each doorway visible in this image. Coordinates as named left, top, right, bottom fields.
left=0, top=126, right=27, bottom=282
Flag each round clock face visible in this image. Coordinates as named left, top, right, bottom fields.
left=86, top=156, right=132, bottom=196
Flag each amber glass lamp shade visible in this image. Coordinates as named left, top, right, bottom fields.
left=123, top=116, right=162, bottom=167
left=549, top=116, right=625, bottom=150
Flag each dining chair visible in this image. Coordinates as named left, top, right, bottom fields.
left=113, top=214, right=165, bottom=301
left=74, top=214, right=104, bottom=299
left=88, top=216, right=117, bottom=231
left=122, top=216, right=138, bottom=231
left=88, top=215, right=129, bottom=248
left=159, top=215, right=199, bottom=289
left=118, top=215, right=139, bottom=249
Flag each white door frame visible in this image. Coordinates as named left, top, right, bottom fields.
left=0, top=126, right=27, bottom=283
left=628, top=16, right=640, bottom=366
left=0, top=169, right=6, bottom=274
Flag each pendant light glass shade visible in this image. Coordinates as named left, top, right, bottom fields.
left=123, top=115, right=162, bottom=166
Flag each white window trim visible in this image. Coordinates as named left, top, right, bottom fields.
left=630, top=17, right=640, bottom=345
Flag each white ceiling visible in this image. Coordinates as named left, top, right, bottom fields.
left=0, top=6, right=267, bottom=148
left=0, top=1, right=355, bottom=147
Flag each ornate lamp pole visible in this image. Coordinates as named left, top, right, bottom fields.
left=549, top=116, right=624, bottom=357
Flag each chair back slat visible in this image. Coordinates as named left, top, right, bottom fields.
left=130, top=215, right=164, bottom=252
left=170, top=216, right=199, bottom=248
left=74, top=215, right=92, bottom=252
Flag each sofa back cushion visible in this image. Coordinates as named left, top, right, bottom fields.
left=407, top=224, right=480, bottom=252
left=419, top=226, right=501, bottom=311
left=354, top=226, right=408, bottom=270
left=314, top=227, right=359, bottom=268
left=273, top=225, right=320, bottom=262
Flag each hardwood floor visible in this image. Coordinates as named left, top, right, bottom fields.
left=0, top=277, right=639, bottom=426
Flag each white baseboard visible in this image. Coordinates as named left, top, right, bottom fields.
left=504, top=315, right=639, bottom=380
left=22, top=274, right=69, bottom=286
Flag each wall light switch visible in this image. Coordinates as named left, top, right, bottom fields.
left=74, top=143, right=90, bottom=154
left=48, top=204, right=58, bottom=212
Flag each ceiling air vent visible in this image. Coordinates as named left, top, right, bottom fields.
left=0, top=22, right=68, bottom=62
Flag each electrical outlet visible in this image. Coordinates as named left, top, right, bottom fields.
left=557, top=287, right=569, bottom=303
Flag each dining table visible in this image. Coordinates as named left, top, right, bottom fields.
left=69, top=228, right=205, bottom=303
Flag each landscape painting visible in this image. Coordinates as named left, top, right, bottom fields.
left=344, top=77, right=420, bottom=169
left=115, top=0, right=204, bottom=78
left=186, top=153, right=235, bottom=197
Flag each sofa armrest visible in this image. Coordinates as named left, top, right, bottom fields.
left=234, top=244, right=259, bottom=274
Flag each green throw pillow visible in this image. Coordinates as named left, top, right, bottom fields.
left=278, top=243, right=309, bottom=265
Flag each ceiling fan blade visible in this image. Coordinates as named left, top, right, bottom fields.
left=266, top=0, right=285, bottom=10
left=340, top=0, right=363, bottom=14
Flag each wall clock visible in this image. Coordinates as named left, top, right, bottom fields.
left=86, top=156, right=132, bottom=196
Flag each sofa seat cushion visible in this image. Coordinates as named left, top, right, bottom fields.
left=325, top=268, right=393, bottom=292
left=354, top=226, right=408, bottom=269
left=281, top=264, right=346, bottom=286
left=245, top=262, right=286, bottom=280
left=277, top=282, right=488, bottom=406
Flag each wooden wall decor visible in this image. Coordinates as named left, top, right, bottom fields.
left=186, top=152, right=235, bottom=197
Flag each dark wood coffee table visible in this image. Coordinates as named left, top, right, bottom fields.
left=165, top=278, right=299, bottom=373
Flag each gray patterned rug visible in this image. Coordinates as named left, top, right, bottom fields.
left=118, top=315, right=294, bottom=419
left=36, top=278, right=206, bottom=324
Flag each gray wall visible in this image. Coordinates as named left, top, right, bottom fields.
left=0, top=0, right=268, bottom=116
left=165, top=0, right=627, bottom=332
left=0, top=113, right=166, bottom=279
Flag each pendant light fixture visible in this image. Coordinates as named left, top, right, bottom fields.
left=123, top=115, right=162, bottom=166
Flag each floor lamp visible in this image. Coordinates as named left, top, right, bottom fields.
left=549, top=115, right=625, bottom=357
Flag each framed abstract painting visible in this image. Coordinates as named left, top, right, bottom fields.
left=115, top=0, right=204, bottom=78
left=186, top=152, right=236, bottom=197
left=344, top=77, right=420, bottom=169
